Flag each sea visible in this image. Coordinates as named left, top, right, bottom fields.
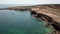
left=0, top=4, right=52, bottom=34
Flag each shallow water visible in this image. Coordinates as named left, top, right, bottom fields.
left=0, top=10, right=52, bottom=34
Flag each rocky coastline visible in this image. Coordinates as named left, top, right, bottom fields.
left=30, top=5, right=60, bottom=34
left=0, top=4, right=60, bottom=34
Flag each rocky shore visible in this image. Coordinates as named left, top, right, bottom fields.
left=0, top=4, right=60, bottom=34
left=30, top=4, right=60, bottom=34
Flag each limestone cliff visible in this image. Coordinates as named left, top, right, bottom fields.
left=0, top=4, right=60, bottom=34
left=30, top=4, right=60, bottom=34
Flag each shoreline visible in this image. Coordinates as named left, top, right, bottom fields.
left=0, top=4, right=60, bottom=34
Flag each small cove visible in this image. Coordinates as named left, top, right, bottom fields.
left=0, top=10, right=52, bottom=34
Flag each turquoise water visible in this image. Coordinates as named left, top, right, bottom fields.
left=0, top=10, right=50, bottom=34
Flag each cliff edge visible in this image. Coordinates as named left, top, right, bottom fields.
left=0, top=4, right=60, bottom=34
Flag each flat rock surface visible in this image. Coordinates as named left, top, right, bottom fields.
left=31, top=5, right=60, bottom=23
